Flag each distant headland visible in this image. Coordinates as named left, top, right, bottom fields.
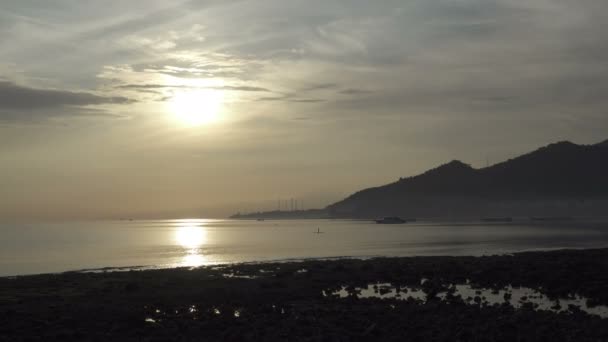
left=231, top=139, right=608, bottom=220
left=231, top=209, right=329, bottom=220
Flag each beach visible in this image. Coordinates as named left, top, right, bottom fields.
left=1, top=248, right=607, bottom=341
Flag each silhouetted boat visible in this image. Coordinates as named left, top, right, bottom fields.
left=375, top=217, right=407, bottom=224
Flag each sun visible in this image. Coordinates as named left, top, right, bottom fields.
left=168, top=89, right=224, bottom=126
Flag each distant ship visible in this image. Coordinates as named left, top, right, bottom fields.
left=375, top=217, right=407, bottom=224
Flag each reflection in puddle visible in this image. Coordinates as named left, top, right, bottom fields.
left=325, top=283, right=426, bottom=302
left=145, top=304, right=248, bottom=323
left=325, top=282, right=608, bottom=318
left=271, top=305, right=286, bottom=315
left=222, top=273, right=258, bottom=279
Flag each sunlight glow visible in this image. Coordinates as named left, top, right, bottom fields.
left=175, top=224, right=207, bottom=249
left=168, top=89, right=224, bottom=126
left=174, top=221, right=209, bottom=267
left=180, top=253, right=208, bottom=267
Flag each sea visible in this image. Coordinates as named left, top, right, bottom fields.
left=2, top=218, right=608, bottom=276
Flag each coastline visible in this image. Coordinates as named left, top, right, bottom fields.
left=1, top=248, right=607, bottom=341
left=6, top=243, right=608, bottom=278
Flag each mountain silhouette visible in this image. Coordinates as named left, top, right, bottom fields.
left=328, top=140, right=608, bottom=218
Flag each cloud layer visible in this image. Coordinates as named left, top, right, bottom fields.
left=2, top=0, right=608, bottom=124
left=0, top=81, right=132, bottom=109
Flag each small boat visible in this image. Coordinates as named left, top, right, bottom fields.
left=314, top=227, right=323, bottom=234
left=375, top=217, right=407, bottom=224
left=256, top=218, right=265, bottom=221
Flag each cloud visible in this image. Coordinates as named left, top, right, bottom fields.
left=0, top=81, right=134, bottom=122
left=220, top=85, right=270, bottom=92
left=256, top=96, right=286, bottom=102
left=3, top=0, right=608, bottom=139
left=339, top=88, right=373, bottom=95
left=289, top=98, right=325, bottom=103
left=300, top=83, right=339, bottom=92
left=0, top=81, right=133, bottom=110
left=117, top=83, right=270, bottom=92
left=255, top=95, right=325, bottom=104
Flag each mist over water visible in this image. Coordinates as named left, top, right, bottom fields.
left=2, top=219, right=608, bottom=276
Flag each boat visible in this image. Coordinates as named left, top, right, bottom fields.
left=375, top=217, right=407, bottom=224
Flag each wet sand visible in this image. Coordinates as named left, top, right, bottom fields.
left=1, top=248, right=607, bottom=341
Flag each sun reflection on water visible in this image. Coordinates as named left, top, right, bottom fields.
left=174, top=220, right=209, bottom=267
left=175, top=224, right=207, bottom=249
left=180, top=253, right=207, bottom=267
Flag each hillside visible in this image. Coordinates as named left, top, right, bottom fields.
left=327, top=140, right=608, bottom=219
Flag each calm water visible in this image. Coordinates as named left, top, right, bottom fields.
left=1, top=219, right=608, bottom=276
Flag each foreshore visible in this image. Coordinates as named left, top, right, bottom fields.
left=1, top=248, right=607, bottom=341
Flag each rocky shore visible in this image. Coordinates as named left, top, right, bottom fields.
left=1, top=248, right=607, bottom=341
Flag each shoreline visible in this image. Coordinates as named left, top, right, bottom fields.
left=3, top=218, right=608, bottom=279
left=5, top=244, right=608, bottom=279
left=2, top=248, right=607, bottom=341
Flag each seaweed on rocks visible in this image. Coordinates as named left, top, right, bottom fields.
left=1, top=248, right=607, bottom=341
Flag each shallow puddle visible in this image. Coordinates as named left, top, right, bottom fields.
left=325, top=282, right=608, bottom=318
left=222, top=273, right=259, bottom=279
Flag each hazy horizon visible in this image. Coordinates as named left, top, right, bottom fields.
left=2, top=1, right=608, bottom=220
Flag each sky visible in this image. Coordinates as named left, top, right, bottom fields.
left=1, top=0, right=608, bottom=220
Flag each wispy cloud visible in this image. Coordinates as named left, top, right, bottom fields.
left=339, top=88, right=373, bottom=95
left=2, top=0, right=608, bottom=139
left=117, top=83, right=270, bottom=92
left=0, top=81, right=133, bottom=110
